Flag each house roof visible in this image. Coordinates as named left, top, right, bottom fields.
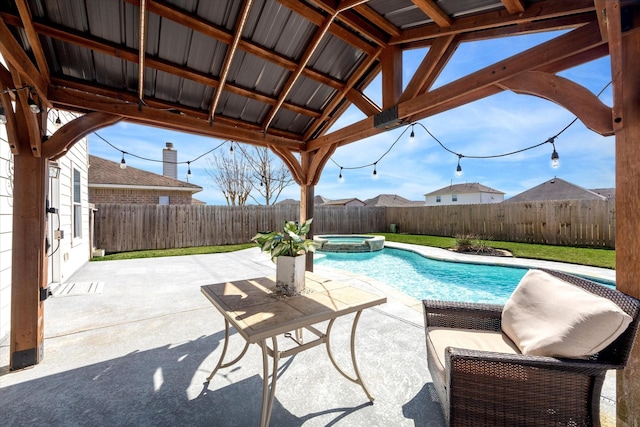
left=364, top=194, right=421, bottom=206
left=424, top=183, right=505, bottom=197
left=504, top=177, right=607, bottom=203
left=89, top=155, right=202, bottom=193
left=320, top=197, right=365, bottom=206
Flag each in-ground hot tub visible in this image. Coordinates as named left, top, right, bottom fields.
left=313, top=235, right=385, bottom=252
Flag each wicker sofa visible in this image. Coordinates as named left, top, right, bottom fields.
left=423, top=269, right=640, bottom=427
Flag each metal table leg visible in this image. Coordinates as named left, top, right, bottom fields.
left=325, top=310, right=375, bottom=401
left=260, top=336, right=279, bottom=427
left=206, top=318, right=250, bottom=382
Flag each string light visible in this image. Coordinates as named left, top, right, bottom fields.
left=0, top=86, right=40, bottom=123
left=54, top=111, right=62, bottom=128
left=93, top=131, right=228, bottom=176
left=372, top=163, right=378, bottom=180
left=229, top=142, right=234, bottom=153
left=549, top=138, right=560, bottom=168
left=330, top=81, right=610, bottom=181
left=338, top=167, right=344, bottom=183
left=455, top=155, right=463, bottom=177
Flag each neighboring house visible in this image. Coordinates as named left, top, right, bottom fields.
left=88, top=155, right=203, bottom=205
left=1, top=109, right=91, bottom=343
left=504, top=177, right=610, bottom=203
left=424, top=183, right=505, bottom=206
left=364, top=194, right=423, bottom=207
left=319, top=198, right=366, bottom=207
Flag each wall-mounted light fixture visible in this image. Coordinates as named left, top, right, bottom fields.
left=48, top=161, right=61, bottom=179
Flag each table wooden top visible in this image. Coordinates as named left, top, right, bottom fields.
left=201, top=272, right=387, bottom=343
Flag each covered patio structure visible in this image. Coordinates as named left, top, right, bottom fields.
left=1, top=0, right=639, bottom=424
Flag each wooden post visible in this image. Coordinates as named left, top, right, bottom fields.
left=614, top=27, right=640, bottom=426
left=381, top=45, right=402, bottom=109
left=10, top=136, right=49, bottom=370
left=299, top=150, right=315, bottom=272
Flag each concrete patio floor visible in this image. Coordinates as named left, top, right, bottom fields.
left=0, top=244, right=617, bottom=426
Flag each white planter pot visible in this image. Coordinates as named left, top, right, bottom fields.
left=276, top=255, right=306, bottom=296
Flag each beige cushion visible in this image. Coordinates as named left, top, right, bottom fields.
left=502, top=269, right=632, bottom=358
left=426, top=327, right=521, bottom=384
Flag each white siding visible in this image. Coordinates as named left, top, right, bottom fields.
left=0, top=109, right=90, bottom=343
left=48, top=111, right=91, bottom=284
left=0, top=118, right=13, bottom=342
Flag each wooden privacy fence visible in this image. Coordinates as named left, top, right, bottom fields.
left=386, top=199, right=615, bottom=248
left=94, top=199, right=615, bottom=253
left=93, top=204, right=387, bottom=253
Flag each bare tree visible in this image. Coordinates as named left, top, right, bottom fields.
left=205, top=149, right=254, bottom=206
left=237, top=145, right=295, bottom=205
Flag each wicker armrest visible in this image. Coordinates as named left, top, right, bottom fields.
left=423, top=299, right=503, bottom=332
left=446, top=347, right=623, bottom=374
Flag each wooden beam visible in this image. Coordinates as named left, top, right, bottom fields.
left=381, top=45, right=402, bottom=109
left=42, top=112, right=123, bottom=160
left=271, top=145, right=305, bottom=184
left=501, top=0, right=525, bottom=14
left=498, top=71, right=613, bottom=136
left=209, top=0, right=254, bottom=123
left=263, top=12, right=336, bottom=131
left=354, top=4, right=401, bottom=37
left=50, top=86, right=303, bottom=150
left=0, top=92, right=20, bottom=154
left=303, top=49, right=381, bottom=141
left=14, top=0, right=49, bottom=83
left=601, top=0, right=624, bottom=130
left=614, top=24, right=640, bottom=427
left=309, top=21, right=604, bottom=150
left=0, top=18, right=47, bottom=103
left=278, top=0, right=378, bottom=52
left=412, top=0, right=452, bottom=27
left=398, top=34, right=456, bottom=103
left=2, top=9, right=346, bottom=92
left=345, top=88, right=381, bottom=117
left=138, top=0, right=147, bottom=104
left=391, top=0, right=595, bottom=45
left=398, top=21, right=603, bottom=128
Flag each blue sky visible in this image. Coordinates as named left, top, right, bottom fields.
left=88, top=31, right=614, bottom=206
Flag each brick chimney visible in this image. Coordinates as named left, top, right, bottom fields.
left=163, top=142, right=177, bottom=179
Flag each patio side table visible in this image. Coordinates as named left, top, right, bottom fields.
left=201, top=271, right=387, bottom=427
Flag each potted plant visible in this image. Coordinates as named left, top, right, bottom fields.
left=252, top=219, right=317, bottom=296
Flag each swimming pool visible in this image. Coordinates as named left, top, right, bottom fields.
left=315, top=248, right=528, bottom=304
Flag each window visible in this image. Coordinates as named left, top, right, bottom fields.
left=452, top=194, right=458, bottom=202
left=73, top=168, right=82, bottom=238
left=159, top=196, right=169, bottom=205
left=436, top=195, right=441, bottom=203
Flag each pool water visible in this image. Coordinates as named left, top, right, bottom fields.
left=315, top=248, right=527, bottom=304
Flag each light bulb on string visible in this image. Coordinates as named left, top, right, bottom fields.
left=372, top=163, right=378, bottom=180
left=338, top=167, right=344, bottom=183
left=409, top=124, right=415, bottom=143
left=229, top=142, right=234, bottom=153
left=186, top=161, right=192, bottom=179
left=455, top=155, right=463, bottom=177
left=120, top=152, right=127, bottom=169
left=54, top=112, right=62, bottom=128
left=549, top=139, right=560, bottom=168
left=28, top=97, right=40, bottom=113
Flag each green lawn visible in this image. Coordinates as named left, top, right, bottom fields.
left=378, top=233, right=615, bottom=270
left=92, top=234, right=615, bottom=270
